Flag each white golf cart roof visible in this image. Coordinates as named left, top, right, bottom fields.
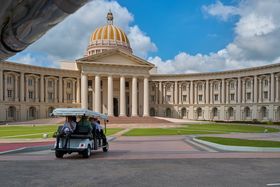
left=51, top=108, right=108, bottom=120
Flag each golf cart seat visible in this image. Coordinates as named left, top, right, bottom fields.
left=71, top=125, right=93, bottom=139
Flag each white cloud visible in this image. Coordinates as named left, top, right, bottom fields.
left=202, top=1, right=239, bottom=21
left=128, top=25, right=157, bottom=58
left=150, top=0, right=280, bottom=74
left=11, top=0, right=157, bottom=65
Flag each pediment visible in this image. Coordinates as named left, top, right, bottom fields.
left=76, top=49, right=154, bottom=68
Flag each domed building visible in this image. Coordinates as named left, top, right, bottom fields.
left=86, top=11, right=132, bottom=56
left=0, top=12, right=279, bottom=122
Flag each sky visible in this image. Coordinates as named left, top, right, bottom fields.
left=8, top=0, right=280, bottom=74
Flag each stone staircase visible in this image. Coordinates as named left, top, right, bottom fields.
left=107, top=116, right=171, bottom=124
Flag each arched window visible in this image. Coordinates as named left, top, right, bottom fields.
left=244, top=107, right=251, bottom=118
left=29, top=107, right=36, bottom=119
left=8, top=106, right=16, bottom=120
left=166, top=108, right=172, bottom=117
left=260, top=106, right=267, bottom=119
left=150, top=108, right=156, bottom=116
left=212, top=107, right=218, bottom=117
left=181, top=108, right=187, bottom=118
left=197, top=107, right=202, bottom=117
left=228, top=107, right=234, bottom=117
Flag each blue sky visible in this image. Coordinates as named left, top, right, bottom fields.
left=8, top=0, right=280, bottom=74
left=118, top=0, right=238, bottom=59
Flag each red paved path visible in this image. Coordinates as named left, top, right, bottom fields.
left=0, top=141, right=54, bottom=153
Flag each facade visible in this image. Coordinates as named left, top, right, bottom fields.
left=0, top=12, right=280, bottom=122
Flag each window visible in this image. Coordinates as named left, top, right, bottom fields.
left=151, top=85, right=155, bottom=91
left=7, top=90, right=12, bottom=98
left=246, top=81, right=251, bottom=88
left=182, top=95, right=187, bottom=102
left=67, top=82, right=71, bottom=88
left=213, top=108, right=218, bottom=117
left=198, top=84, right=203, bottom=91
left=151, top=95, right=155, bottom=102
left=246, top=92, right=251, bottom=100
left=264, top=79, right=269, bottom=87
left=214, top=94, right=219, bottom=101
left=28, top=91, right=33, bottom=99
left=7, top=76, right=12, bottom=84
left=28, top=79, right=33, bottom=86
left=230, top=82, right=235, bottom=89
left=166, top=95, right=171, bottom=102
left=197, top=108, right=202, bottom=117
left=228, top=107, right=234, bottom=117
left=198, top=95, right=203, bottom=102
left=67, top=93, right=71, bottom=100
left=48, top=92, right=53, bottom=100
left=166, top=85, right=171, bottom=92
left=48, top=81, right=53, bottom=87
left=245, top=107, right=251, bottom=118
left=264, top=91, right=268, bottom=99
left=182, top=85, right=187, bottom=91
left=230, top=94, right=235, bottom=101
left=214, top=84, right=219, bottom=90
left=125, top=81, right=129, bottom=88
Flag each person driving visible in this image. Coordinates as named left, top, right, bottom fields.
left=56, top=116, right=77, bottom=149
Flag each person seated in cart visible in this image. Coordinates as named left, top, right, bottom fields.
left=56, top=116, right=77, bottom=148
left=77, top=116, right=93, bottom=132
left=89, top=117, right=107, bottom=146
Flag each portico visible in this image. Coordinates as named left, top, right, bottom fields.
left=77, top=49, right=154, bottom=117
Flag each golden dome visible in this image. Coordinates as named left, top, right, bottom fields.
left=86, top=11, right=132, bottom=56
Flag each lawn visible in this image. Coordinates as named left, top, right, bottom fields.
left=197, top=136, right=280, bottom=148
left=124, top=124, right=280, bottom=136
left=0, top=125, right=123, bottom=139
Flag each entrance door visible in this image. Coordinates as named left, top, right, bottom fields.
left=113, top=98, right=119, bottom=116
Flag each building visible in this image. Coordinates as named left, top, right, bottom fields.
left=0, top=12, right=279, bottom=122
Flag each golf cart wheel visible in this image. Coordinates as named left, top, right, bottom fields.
left=83, top=146, right=91, bottom=158
left=55, top=151, right=64, bottom=158
left=103, top=143, right=109, bottom=152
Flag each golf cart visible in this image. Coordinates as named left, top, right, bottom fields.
left=51, top=108, right=109, bottom=158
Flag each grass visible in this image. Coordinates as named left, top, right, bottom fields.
left=124, top=124, right=280, bottom=136
left=0, top=125, right=123, bottom=139
left=197, top=136, right=280, bottom=148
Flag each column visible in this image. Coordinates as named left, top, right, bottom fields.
left=14, top=75, right=19, bottom=101
left=119, top=76, right=126, bottom=116
left=54, top=79, right=58, bottom=103
left=40, top=75, right=44, bottom=102
left=254, top=76, right=258, bottom=103
left=250, top=79, right=253, bottom=103
left=76, top=78, right=80, bottom=103
left=238, top=77, right=241, bottom=103
left=58, top=76, right=63, bottom=103
left=210, top=82, right=213, bottom=104
left=25, top=77, right=29, bottom=102
left=0, top=70, right=3, bottom=101
left=45, top=78, right=48, bottom=103
left=206, top=80, right=209, bottom=104
left=258, top=78, right=263, bottom=103
left=221, top=79, right=225, bottom=104
left=226, top=81, right=229, bottom=104
left=194, top=83, right=197, bottom=104
left=178, top=84, right=182, bottom=104
left=242, top=80, right=246, bottom=103
left=95, top=75, right=101, bottom=112
left=35, top=78, right=39, bottom=102
left=107, top=75, right=113, bottom=116
left=276, top=76, right=279, bottom=102
left=202, top=82, right=205, bottom=103
left=63, top=80, right=67, bottom=102
left=81, top=73, right=88, bottom=109
left=132, top=77, right=138, bottom=116
left=190, top=81, right=193, bottom=104
left=271, top=73, right=275, bottom=102
left=4, top=73, right=7, bottom=101
left=72, top=80, right=76, bottom=102
left=143, top=77, right=149, bottom=117
left=159, top=81, right=162, bottom=104
left=174, top=81, right=178, bottom=105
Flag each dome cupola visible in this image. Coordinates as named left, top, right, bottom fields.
left=86, top=11, right=132, bottom=56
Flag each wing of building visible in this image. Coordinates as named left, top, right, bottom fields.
left=0, top=12, right=280, bottom=122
